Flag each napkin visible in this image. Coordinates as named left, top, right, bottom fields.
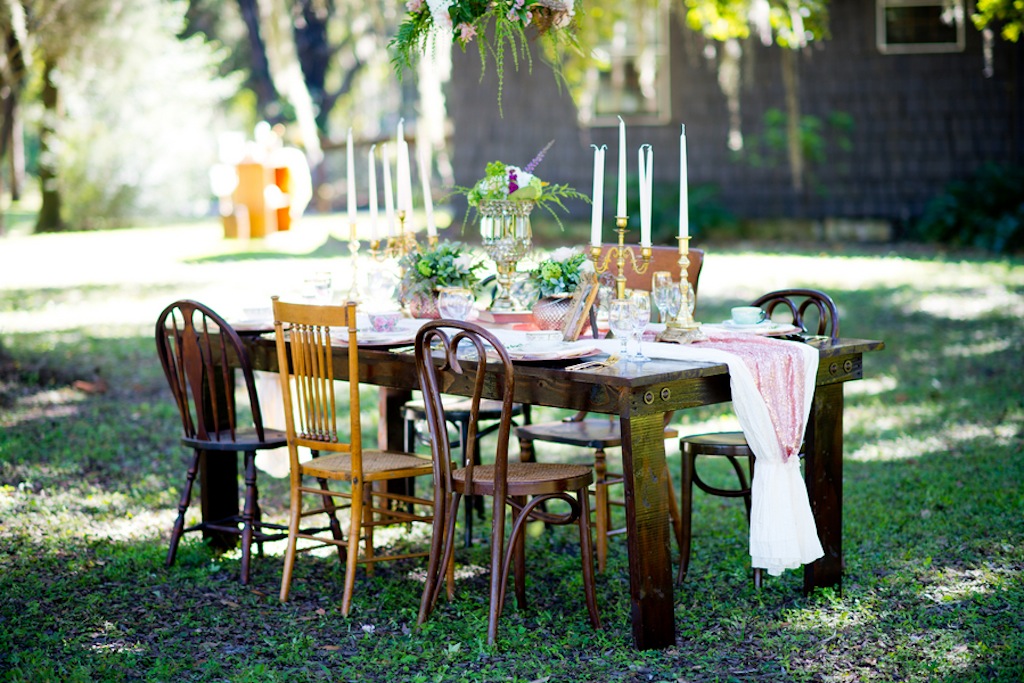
left=589, top=335, right=824, bottom=576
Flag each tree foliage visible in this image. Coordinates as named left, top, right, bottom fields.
left=972, top=0, right=1024, bottom=42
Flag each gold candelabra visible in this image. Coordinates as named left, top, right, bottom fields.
left=589, top=216, right=652, bottom=299
left=369, top=210, right=429, bottom=262
left=347, top=221, right=361, bottom=301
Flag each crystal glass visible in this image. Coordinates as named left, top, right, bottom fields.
left=303, top=271, right=333, bottom=304
left=608, top=298, right=635, bottom=359
left=652, top=271, right=674, bottom=323
left=629, top=291, right=652, bottom=362
left=437, top=287, right=475, bottom=321
left=664, top=284, right=682, bottom=322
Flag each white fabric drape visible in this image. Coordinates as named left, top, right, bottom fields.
left=587, top=337, right=824, bottom=575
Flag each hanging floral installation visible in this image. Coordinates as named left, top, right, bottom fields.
left=389, top=0, right=581, bottom=108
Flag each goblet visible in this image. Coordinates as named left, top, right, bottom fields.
left=608, top=298, right=636, bottom=360
left=629, top=291, right=651, bottom=362
left=652, top=271, right=673, bottom=323
left=437, top=287, right=475, bottom=321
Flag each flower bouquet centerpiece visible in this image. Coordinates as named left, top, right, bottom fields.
left=527, top=246, right=594, bottom=329
left=463, top=142, right=587, bottom=311
left=399, top=240, right=484, bottom=318
left=390, top=0, right=580, bottom=110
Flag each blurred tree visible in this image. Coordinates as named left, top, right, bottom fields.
left=21, top=0, right=234, bottom=232
left=973, top=0, right=1024, bottom=42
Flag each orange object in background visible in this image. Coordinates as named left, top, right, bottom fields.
left=273, top=165, right=291, bottom=232
left=234, top=161, right=275, bottom=238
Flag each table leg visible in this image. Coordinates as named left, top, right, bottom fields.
left=803, top=382, right=844, bottom=593
left=620, top=411, right=676, bottom=650
left=380, top=387, right=415, bottom=500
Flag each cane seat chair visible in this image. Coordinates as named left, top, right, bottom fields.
left=677, top=288, right=840, bottom=587
left=155, top=299, right=289, bottom=584
left=272, top=297, right=434, bottom=615
left=414, top=320, right=601, bottom=645
left=515, top=246, right=704, bottom=571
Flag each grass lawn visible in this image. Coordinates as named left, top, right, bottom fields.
left=1, top=217, right=1023, bottom=681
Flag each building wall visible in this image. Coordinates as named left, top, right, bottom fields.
left=447, top=2, right=1023, bottom=236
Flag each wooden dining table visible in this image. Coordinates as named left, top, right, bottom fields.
left=201, top=330, right=883, bottom=650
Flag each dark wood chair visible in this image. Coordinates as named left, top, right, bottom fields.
left=155, top=299, right=289, bottom=584
left=677, top=288, right=840, bottom=587
left=515, top=246, right=704, bottom=571
left=272, top=298, right=434, bottom=614
left=414, top=320, right=601, bottom=645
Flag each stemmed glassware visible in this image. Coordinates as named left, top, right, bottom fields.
left=652, top=271, right=674, bottom=324
left=437, top=287, right=475, bottom=321
left=630, top=291, right=651, bottom=362
left=608, top=298, right=636, bottom=359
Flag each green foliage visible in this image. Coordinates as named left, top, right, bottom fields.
left=527, top=247, right=590, bottom=296
left=973, top=0, right=1024, bottom=42
left=738, top=107, right=854, bottom=170
left=910, top=163, right=1024, bottom=253
left=398, top=240, right=485, bottom=298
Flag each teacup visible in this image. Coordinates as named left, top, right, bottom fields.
left=731, top=306, right=766, bottom=326
left=368, top=311, right=402, bottom=333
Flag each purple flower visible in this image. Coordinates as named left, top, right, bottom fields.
left=508, top=169, right=519, bottom=194
left=524, top=140, right=554, bottom=174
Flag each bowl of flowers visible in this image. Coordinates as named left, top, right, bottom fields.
left=398, top=240, right=484, bottom=318
left=526, top=246, right=594, bottom=329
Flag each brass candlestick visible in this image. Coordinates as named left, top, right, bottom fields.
left=589, top=216, right=652, bottom=299
left=370, top=210, right=419, bottom=261
left=656, top=235, right=704, bottom=343
left=347, top=221, right=361, bottom=301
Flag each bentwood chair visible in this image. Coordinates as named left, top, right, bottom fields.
left=272, top=297, right=434, bottom=615
left=155, top=299, right=289, bottom=584
left=677, top=288, right=840, bottom=587
left=515, top=246, right=704, bottom=571
left=414, top=320, right=601, bottom=645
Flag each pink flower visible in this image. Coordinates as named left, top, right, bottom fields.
left=457, top=22, right=477, bottom=42
left=406, top=0, right=424, bottom=11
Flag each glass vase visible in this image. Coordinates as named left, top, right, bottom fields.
left=479, top=199, right=534, bottom=312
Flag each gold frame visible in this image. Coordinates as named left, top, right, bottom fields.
left=562, top=272, right=601, bottom=342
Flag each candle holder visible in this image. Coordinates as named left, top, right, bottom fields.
left=370, top=210, right=420, bottom=262
left=656, top=235, right=705, bottom=343
left=589, top=216, right=652, bottom=299
left=347, top=221, right=362, bottom=302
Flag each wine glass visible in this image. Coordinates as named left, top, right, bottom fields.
left=664, top=284, right=682, bottom=323
left=437, top=287, right=475, bottom=321
left=651, top=271, right=673, bottom=323
left=608, top=298, right=635, bottom=360
left=302, top=271, right=333, bottom=304
left=630, top=291, right=652, bottom=362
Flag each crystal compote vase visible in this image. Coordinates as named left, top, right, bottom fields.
left=479, top=199, right=534, bottom=312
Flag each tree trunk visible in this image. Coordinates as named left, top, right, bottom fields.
left=35, top=58, right=64, bottom=233
left=236, top=0, right=280, bottom=121
left=781, top=48, right=804, bottom=194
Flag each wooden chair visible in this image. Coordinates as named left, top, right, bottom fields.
left=414, top=320, right=601, bottom=645
left=677, top=288, right=840, bottom=587
left=155, top=299, right=289, bottom=584
left=272, top=297, right=434, bottom=614
left=515, top=246, right=704, bottom=571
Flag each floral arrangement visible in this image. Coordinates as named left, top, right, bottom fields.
left=461, top=141, right=587, bottom=229
left=398, top=240, right=485, bottom=298
left=390, top=0, right=580, bottom=109
left=528, top=246, right=593, bottom=297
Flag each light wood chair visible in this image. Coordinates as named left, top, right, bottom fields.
left=515, top=246, right=704, bottom=571
left=677, top=288, right=840, bottom=587
left=272, top=297, right=434, bottom=614
left=155, top=299, right=289, bottom=584
left=414, top=320, right=601, bottom=645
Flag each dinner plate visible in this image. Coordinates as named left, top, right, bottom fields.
left=331, top=318, right=433, bottom=348
left=504, top=343, right=602, bottom=362
left=230, top=319, right=275, bottom=334
left=706, top=320, right=801, bottom=337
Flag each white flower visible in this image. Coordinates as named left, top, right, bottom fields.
left=550, top=246, right=579, bottom=262
left=579, top=258, right=595, bottom=273
left=454, top=254, right=476, bottom=272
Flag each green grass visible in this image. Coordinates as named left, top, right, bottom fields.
left=2, top=218, right=1023, bottom=681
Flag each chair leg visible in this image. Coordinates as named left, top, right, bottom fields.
left=239, top=451, right=258, bottom=584
left=486, top=489, right=508, bottom=645
left=576, top=487, right=601, bottom=629
left=460, top=419, right=475, bottom=548
left=511, top=495, right=528, bottom=610
left=363, top=483, right=376, bottom=576
left=341, top=479, right=363, bottom=617
left=593, top=448, right=610, bottom=572
left=753, top=567, right=764, bottom=589
left=676, top=449, right=695, bottom=585
left=166, top=450, right=201, bottom=568
left=279, top=483, right=302, bottom=602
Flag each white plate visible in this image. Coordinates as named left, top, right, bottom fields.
left=706, top=320, right=802, bottom=337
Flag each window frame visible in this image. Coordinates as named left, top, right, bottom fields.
left=876, top=0, right=966, bottom=55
